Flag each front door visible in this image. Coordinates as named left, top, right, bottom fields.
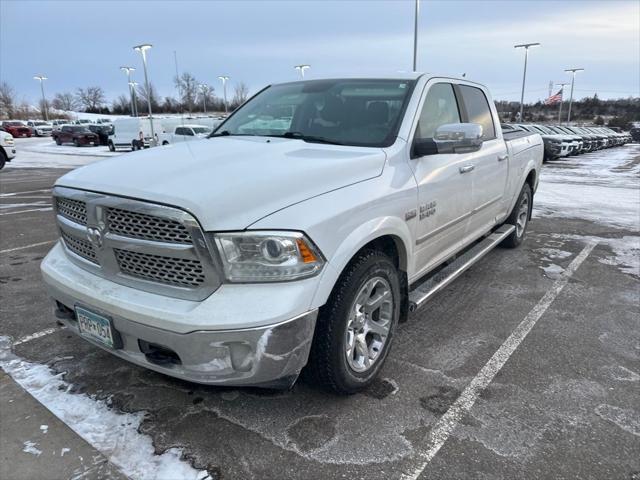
left=409, top=82, right=475, bottom=280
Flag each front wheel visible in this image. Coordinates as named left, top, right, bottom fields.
left=306, top=249, right=400, bottom=394
left=55, top=137, right=62, bottom=145
left=501, top=183, right=532, bottom=248
left=0, top=151, right=6, bottom=170
left=108, top=141, right=115, bottom=152
left=73, top=138, right=80, bottom=147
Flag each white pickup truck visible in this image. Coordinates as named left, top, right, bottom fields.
left=42, top=74, right=543, bottom=394
left=158, top=124, right=213, bottom=145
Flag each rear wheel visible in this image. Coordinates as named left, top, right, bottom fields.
left=108, top=141, right=115, bottom=152
left=501, top=183, right=532, bottom=248
left=306, top=249, right=400, bottom=394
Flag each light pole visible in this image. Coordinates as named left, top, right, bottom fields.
left=33, top=75, right=48, bottom=121
left=128, top=81, right=139, bottom=117
left=120, top=66, right=136, bottom=117
left=413, top=0, right=419, bottom=71
left=564, top=68, right=584, bottom=124
left=556, top=82, right=569, bottom=124
left=294, top=65, right=310, bottom=79
left=199, top=84, right=208, bottom=114
left=218, top=76, right=229, bottom=113
left=514, top=42, right=540, bottom=122
left=133, top=43, right=155, bottom=145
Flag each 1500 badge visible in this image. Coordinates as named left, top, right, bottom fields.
left=419, top=201, right=437, bottom=220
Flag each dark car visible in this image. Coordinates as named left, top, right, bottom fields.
left=1, top=121, right=32, bottom=138
left=52, top=125, right=99, bottom=146
left=87, top=124, right=111, bottom=146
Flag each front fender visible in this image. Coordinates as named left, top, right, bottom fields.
left=310, top=216, right=413, bottom=307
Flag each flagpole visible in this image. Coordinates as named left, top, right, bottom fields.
left=556, top=82, right=569, bottom=124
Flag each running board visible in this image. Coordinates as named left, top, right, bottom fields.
left=408, top=225, right=515, bottom=312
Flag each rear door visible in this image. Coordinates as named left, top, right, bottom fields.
left=409, top=81, right=475, bottom=278
left=457, top=84, right=509, bottom=238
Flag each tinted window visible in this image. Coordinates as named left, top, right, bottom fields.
left=175, top=127, right=186, bottom=135
left=458, top=85, right=495, bottom=140
left=416, top=83, right=461, bottom=140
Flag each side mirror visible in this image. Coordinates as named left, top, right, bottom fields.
left=434, top=123, right=484, bottom=154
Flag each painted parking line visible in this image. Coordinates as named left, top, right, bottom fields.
left=0, top=240, right=56, bottom=254
left=0, top=207, right=53, bottom=216
left=401, top=241, right=597, bottom=480
left=0, top=189, right=51, bottom=197
left=13, top=327, right=63, bottom=346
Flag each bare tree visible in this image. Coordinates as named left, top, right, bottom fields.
left=174, top=72, right=199, bottom=113
left=135, top=82, right=160, bottom=113
left=0, top=82, right=16, bottom=118
left=196, top=84, right=215, bottom=113
left=76, top=86, right=106, bottom=112
left=231, top=82, right=249, bottom=109
left=111, top=95, right=131, bottom=115
left=51, top=92, right=79, bottom=112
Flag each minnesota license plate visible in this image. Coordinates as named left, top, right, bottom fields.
left=76, top=306, right=116, bottom=348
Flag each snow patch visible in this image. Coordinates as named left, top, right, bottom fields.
left=22, top=440, right=42, bottom=456
left=540, top=263, right=564, bottom=279
left=0, top=336, right=209, bottom=480
left=40, top=424, right=48, bottom=434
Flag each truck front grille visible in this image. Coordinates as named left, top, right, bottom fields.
left=53, top=187, right=220, bottom=301
left=56, top=197, right=87, bottom=225
left=61, top=231, right=98, bottom=264
left=114, top=249, right=205, bottom=287
left=106, top=207, right=192, bottom=244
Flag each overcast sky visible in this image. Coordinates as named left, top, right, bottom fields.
left=1, top=0, right=638, bottom=105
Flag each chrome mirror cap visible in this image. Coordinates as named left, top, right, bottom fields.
left=434, top=123, right=484, bottom=153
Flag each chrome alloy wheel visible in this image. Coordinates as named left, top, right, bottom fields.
left=516, top=194, right=529, bottom=238
left=345, top=276, right=393, bottom=373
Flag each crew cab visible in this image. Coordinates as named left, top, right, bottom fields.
left=1, top=121, right=31, bottom=138
left=52, top=125, right=99, bottom=146
left=159, top=124, right=213, bottom=145
left=0, top=130, right=16, bottom=169
left=41, top=74, right=543, bottom=394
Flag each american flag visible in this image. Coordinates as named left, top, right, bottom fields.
left=545, top=89, right=563, bottom=105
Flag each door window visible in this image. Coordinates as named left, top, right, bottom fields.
left=458, top=85, right=496, bottom=140
left=416, top=83, right=461, bottom=140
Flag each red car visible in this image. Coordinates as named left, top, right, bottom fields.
left=52, top=125, right=99, bottom=146
left=1, top=121, right=32, bottom=138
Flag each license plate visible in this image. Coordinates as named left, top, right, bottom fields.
left=76, top=306, right=116, bottom=348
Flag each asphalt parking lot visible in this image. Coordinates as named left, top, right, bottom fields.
left=1, top=141, right=639, bottom=480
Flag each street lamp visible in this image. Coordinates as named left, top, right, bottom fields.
left=128, top=81, right=139, bottom=117
left=218, top=76, right=229, bottom=113
left=199, top=84, right=208, bottom=114
left=133, top=43, right=155, bottom=145
left=556, top=82, right=570, bottom=124
left=33, top=75, right=48, bottom=121
left=413, top=0, right=419, bottom=71
left=564, top=68, right=584, bottom=123
left=294, top=65, right=310, bottom=79
left=120, top=66, right=136, bottom=117
left=514, top=42, right=540, bottom=122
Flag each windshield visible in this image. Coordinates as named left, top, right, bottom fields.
left=192, top=127, right=212, bottom=135
left=213, top=79, right=416, bottom=147
left=70, top=126, right=90, bottom=133
left=35, top=122, right=48, bottom=126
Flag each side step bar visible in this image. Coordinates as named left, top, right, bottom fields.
left=408, top=225, right=515, bottom=312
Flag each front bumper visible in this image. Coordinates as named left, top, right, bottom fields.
left=41, top=242, right=322, bottom=387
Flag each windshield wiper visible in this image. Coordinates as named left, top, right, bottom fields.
left=209, top=130, right=256, bottom=138
left=272, top=131, right=344, bottom=145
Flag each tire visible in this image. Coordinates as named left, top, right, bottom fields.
left=0, top=150, right=6, bottom=170
left=108, top=141, right=115, bottom=152
left=55, top=137, right=62, bottom=146
left=501, top=182, right=532, bottom=248
left=74, top=138, right=80, bottom=147
left=306, top=249, right=401, bottom=394
left=162, top=141, right=169, bottom=146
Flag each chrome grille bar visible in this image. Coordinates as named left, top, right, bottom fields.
left=52, top=186, right=221, bottom=301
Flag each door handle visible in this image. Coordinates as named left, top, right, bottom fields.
left=459, top=164, right=475, bottom=174
left=498, top=154, right=509, bottom=162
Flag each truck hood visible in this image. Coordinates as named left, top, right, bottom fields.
left=56, top=136, right=387, bottom=230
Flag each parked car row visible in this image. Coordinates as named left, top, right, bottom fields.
left=504, top=124, right=633, bottom=161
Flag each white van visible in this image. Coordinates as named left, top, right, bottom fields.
left=108, top=118, right=156, bottom=151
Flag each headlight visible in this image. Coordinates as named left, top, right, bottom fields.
left=4, top=136, right=14, bottom=146
left=213, top=231, right=325, bottom=282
